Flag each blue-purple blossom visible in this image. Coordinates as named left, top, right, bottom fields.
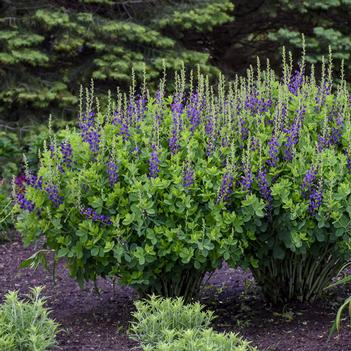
left=26, top=174, right=43, bottom=189
left=107, top=160, right=118, bottom=186
left=149, top=144, right=160, bottom=178
left=317, top=134, right=330, bottom=153
left=81, top=207, right=112, bottom=225
left=267, top=136, right=280, bottom=167
left=257, top=169, right=272, bottom=212
left=183, top=162, right=194, bottom=187
left=79, top=112, right=101, bottom=154
left=45, top=184, right=63, bottom=207
left=240, top=118, right=248, bottom=141
left=187, top=92, right=201, bottom=133
left=345, top=149, right=351, bottom=169
left=205, top=114, right=216, bottom=156
left=283, top=108, right=305, bottom=161
left=241, top=161, right=253, bottom=191
left=17, top=193, right=35, bottom=212
left=49, top=143, right=55, bottom=158
left=308, top=181, right=323, bottom=216
left=301, top=166, right=317, bottom=198
left=216, top=171, right=234, bottom=203
left=288, top=67, right=304, bottom=96
left=59, top=141, right=73, bottom=172
left=315, top=82, right=332, bottom=111
left=245, top=91, right=272, bottom=115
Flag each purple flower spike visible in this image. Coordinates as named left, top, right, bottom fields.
left=257, top=169, right=273, bottom=212
left=301, top=166, right=317, bottom=198
left=187, top=92, right=201, bottom=133
left=17, top=193, right=35, bottom=212
left=26, top=174, right=43, bottom=189
left=267, top=136, right=280, bottom=167
left=216, top=172, right=234, bottom=203
left=241, top=162, right=253, bottom=192
left=60, top=141, right=73, bottom=171
left=240, top=118, right=249, bottom=141
left=149, top=144, right=160, bottom=179
left=79, top=112, right=101, bottom=154
left=183, top=162, right=195, bottom=187
left=107, top=160, right=118, bottom=187
left=283, top=109, right=304, bottom=161
left=288, top=67, right=304, bottom=96
left=308, top=181, right=323, bottom=216
left=45, top=184, right=63, bottom=207
left=245, top=91, right=272, bottom=115
left=81, top=207, right=112, bottom=226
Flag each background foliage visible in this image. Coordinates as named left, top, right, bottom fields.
left=1, top=0, right=351, bottom=122
left=0, top=0, right=233, bottom=121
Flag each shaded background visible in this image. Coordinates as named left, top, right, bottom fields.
left=1, top=0, right=350, bottom=123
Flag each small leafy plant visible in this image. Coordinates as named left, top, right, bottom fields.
left=326, top=263, right=351, bottom=337
left=0, top=286, right=59, bottom=351
left=130, top=295, right=214, bottom=347
left=130, top=295, right=257, bottom=351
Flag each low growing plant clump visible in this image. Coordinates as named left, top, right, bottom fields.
left=16, top=51, right=351, bottom=303
left=130, top=295, right=257, bottom=351
left=0, top=287, right=59, bottom=351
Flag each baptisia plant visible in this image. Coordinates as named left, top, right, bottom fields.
left=16, top=50, right=351, bottom=304
left=16, top=75, right=262, bottom=302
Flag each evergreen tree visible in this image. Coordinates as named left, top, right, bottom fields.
left=0, top=0, right=234, bottom=121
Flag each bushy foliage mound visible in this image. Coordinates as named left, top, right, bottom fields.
left=16, top=53, right=351, bottom=303
left=0, top=287, right=59, bottom=351
left=130, top=295, right=257, bottom=351
left=0, top=122, right=71, bottom=236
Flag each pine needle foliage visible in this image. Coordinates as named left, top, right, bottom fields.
left=0, top=0, right=234, bottom=121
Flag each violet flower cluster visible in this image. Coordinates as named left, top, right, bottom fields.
left=288, top=67, right=304, bottom=96
left=149, top=144, right=160, bottom=178
left=17, top=193, right=35, bottom=212
left=26, top=174, right=43, bottom=189
left=79, top=112, right=101, bottom=154
left=216, top=171, right=234, bottom=203
left=80, top=207, right=112, bottom=225
left=301, top=166, right=318, bottom=198
left=257, top=169, right=273, bottom=212
left=107, top=160, right=119, bottom=187
left=241, top=161, right=253, bottom=191
left=45, top=183, right=63, bottom=207
left=183, top=161, right=195, bottom=187
left=245, top=91, right=272, bottom=115
left=267, top=136, right=280, bottom=167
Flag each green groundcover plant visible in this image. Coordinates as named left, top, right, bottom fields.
left=16, top=50, right=351, bottom=303
left=130, top=295, right=257, bottom=351
left=0, top=287, right=59, bottom=351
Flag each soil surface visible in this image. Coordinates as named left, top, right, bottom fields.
left=0, top=234, right=350, bottom=351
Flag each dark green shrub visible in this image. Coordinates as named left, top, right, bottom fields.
left=16, top=51, right=351, bottom=303
left=15, top=74, right=259, bottom=301
left=0, top=287, right=59, bottom=351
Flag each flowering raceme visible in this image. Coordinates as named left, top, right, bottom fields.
left=15, top=57, right=351, bottom=304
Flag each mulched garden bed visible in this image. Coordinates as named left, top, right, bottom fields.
left=0, top=234, right=350, bottom=351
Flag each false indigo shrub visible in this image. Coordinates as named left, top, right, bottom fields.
left=130, top=296, right=257, bottom=351
left=16, top=77, right=259, bottom=302
left=0, top=287, right=59, bottom=351
left=16, top=56, right=351, bottom=303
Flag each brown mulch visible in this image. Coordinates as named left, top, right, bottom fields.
left=0, top=234, right=350, bottom=351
